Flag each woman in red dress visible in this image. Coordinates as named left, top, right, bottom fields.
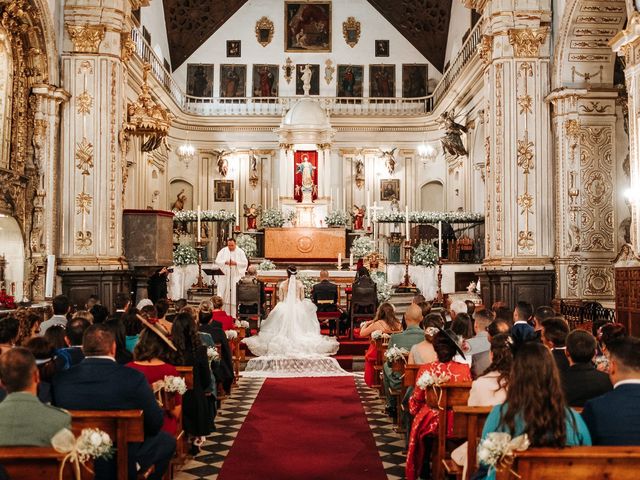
left=406, top=329, right=472, bottom=480
left=209, top=296, right=235, bottom=331
left=359, top=302, right=402, bottom=387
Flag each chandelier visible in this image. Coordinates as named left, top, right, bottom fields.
left=177, top=141, right=196, bottom=167
left=417, top=143, right=437, bottom=165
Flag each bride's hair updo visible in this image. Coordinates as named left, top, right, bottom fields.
left=286, top=265, right=297, bottom=277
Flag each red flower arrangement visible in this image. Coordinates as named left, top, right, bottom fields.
left=0, top=289, right=16, bottom=310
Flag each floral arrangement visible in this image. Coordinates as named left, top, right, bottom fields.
left=371, top=330, right=391, bottom=341
left=416, top=371, right=450, bottom=390
left=297, top=273, right=316, bottom=299
left=351, top=235, right=374, bottom=259
left=376, top=210, right=485, bottom=224
left=257, top=259, right=276, bottom=271
left=207, top=346, right=220, bottom=362
left=478, top=432, right=530, bottom=474
left=236, top=233, right=257, bottom=258
left=385, top=345, right=409, bottom=362
left=425, top=326, right=440, bottom=337
left=412, top=241, right=439, bottom=267
left=284, top=210, right=297, bottom=223
left=173, top=209, right=236, bottom=223
left=0, top=289, right=16, bottom=310
left=173, top=244, right=198, bottom=266
left=260, top=208, right=285, bottom=227
left=162, top=375, right=187, bottom=395
left=325, top=210, right=350, bottom=227
left=235, top=320, right=250, bottom=329
left=226, top=329, right=238, bottom=340
left=372, top=271, right=393, bottom=302
left=52, top=427, right=114, bottom=477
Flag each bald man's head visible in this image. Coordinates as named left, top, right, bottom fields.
left=405, top=304, right=423, bottom=326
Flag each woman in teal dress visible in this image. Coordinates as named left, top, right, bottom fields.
left=476, top=342, right=591, bottom=479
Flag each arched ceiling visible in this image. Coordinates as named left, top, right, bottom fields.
left=159, top=0, right=453, bottom=71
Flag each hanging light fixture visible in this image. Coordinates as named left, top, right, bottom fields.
left=417, top=142, right=437, bottom=165
left=177, top=140, right=196, bottom=167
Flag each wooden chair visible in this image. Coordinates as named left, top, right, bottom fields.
left=424, top=382, right=472, bottom=480
left=387, top=354, right=409, bottom=429
left=69, top=409, right=144, bottom=480
left=446, top=405, right=492, bottom=480
left=349, top=281, right=377, bottom=340
left=175, top=366, right=194, bottom=390
left=371, top=338, right=385, bottom=389
left=172, top=366, right=194, bottom=465
left=494, top=446, right=640, bottom=480
left=0, top=447, right=87, bottom=479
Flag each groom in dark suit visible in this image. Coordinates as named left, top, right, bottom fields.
left=312, top=270, right=341, bottom=333
left=52, top=324, right=175, bottom=480
left=582, top=336, right=640, bottom=445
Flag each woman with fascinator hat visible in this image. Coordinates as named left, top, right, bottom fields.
left=242, top=266, right=342, bottom=376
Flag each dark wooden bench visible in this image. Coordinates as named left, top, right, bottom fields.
left=0, top=447, right=86, bottom=479
left=444, top=405, right=492, bottom=480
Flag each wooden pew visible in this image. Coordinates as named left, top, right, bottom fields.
left=494, top=446, right=640, bottom=480
left=371, top=338, right=384, bottom=388
left=175, top=365, right=194, bottom=390
left=174, top=366, right=194, bottom=465
left=0, top=447, right=86, bottom=480
left=69, top=409, right=144, bottom=480
left=446, top=405, right=492, bottom=480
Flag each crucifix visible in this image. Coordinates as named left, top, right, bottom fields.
left=370, top=201, right=384, bottom=251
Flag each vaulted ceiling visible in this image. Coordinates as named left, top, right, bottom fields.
left=161, top=0, right=453, bottom=72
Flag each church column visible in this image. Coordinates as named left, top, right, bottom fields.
left=58, top=0, right=131, bottom=305
left=476, top=1, right=556, bottom=307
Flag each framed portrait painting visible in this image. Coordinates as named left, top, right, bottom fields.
left=369, top=65, right=395, bottom=98
left=285, top=1, right=332, bottom=52
left=380, top=179, right=400, bottom=202
left=227, top=40, right=241, bottom=57
left=336, top=65, right=363, bottom=97
left=402, top=64, right=428, bottom=97
left=214, top=180, right=234, bottom=202
left=186, top=64, right=214, bottom=97
left=296, top=64, right=320, bottom=95
left=253, top=64, right=279, bottom=97
left=375, top=39, right=389, bottom=57
left=219, top=64, right=247, bottom=98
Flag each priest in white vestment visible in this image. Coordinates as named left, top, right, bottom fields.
left=214, top=238, right=249, bottom=316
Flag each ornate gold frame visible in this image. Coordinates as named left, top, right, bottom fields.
left=342, top=16, right=360, bottom=48
left=255, top=16, right=274, bottom=47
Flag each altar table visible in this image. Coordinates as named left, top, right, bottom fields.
left=264, top=227, right=346, bottom=261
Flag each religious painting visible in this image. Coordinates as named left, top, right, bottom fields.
left=227, top=40, right=241, bottom=57
left=336, top=65, right=363, bottom=97
left=294, top=151, right=319, bottom=202
left=255, top=16, right=274, bottom=47
left=369, top=65, right=396, bottom=98
left=375, top=39, right=389, bottom=57
left=380, top=179, right=400, bottom=202
left=186, top=64, right=214, bottom=97
left=285, top=1, right=332, bottom=52
left=402, top=64, right=428, bottom=97
left=296, top=64, right=320, bottom=95
left=252, top=64, right=279, bottom=97
left=214, top=180, right=234, bottom=202
left=219, top=64, right=246, bottom=98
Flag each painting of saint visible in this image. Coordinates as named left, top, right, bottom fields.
left=220, top=64, right=246, bottom=98
left=252, top=64, right=279, bottom=97
left=375, top=40, right=389, bottom=57
left=380, top=179, right=400, bottom=202
left=186, top=64, right=214, bottom=97
left=214, top=180, right=234, bottom=202
left=402, top=64, right=428, bottom=97
left=369, top=65, right=396, bottom=98
left=295, top=64, right=320, bottom=95
left=336, top=65, right=363, bottom=97
left=285, top=2, right=332, bottom=52
left=227, top=40, right=241, bottom=57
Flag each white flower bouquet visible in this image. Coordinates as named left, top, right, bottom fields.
left=371, top=330, right=391, bottom=341
left=385, top=346, right=409, bottom=362
left=173, top=244, right=198, bottom=266
left=478, top=432, right=530, bottom=473
left=351, top=235, right=374, bottom=259
left=226, top=329, right=238, bottom=340
left=412, top=241, right=439, bottom=266
left=234, top=320, right=250, bottom=329
left=416, top=371, right=450, bottom=390
left=236, top=234, right=257, bottom=258
left=162, top=375, right=187, bottom=395
left=325, top=210, right=350, bottom=227
left=297, top=273, right=316, bottom=298
left=372, top=271, right=393, bottom=302
left=207, top=346, right=220, bottom=362
left=173, top=209, right=236, bottom=223
left=257, top=259, right=276, bottom=271
left=260, top=208, right=285, bottom=227
left=52, top=427, right=114, bottom=477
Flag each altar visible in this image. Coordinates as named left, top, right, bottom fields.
left=264, top=227, right=346, bottom=261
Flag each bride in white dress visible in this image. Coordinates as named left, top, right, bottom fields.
left=242, top=266, right=347, bottom=377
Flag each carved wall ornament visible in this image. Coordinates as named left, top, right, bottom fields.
left=508, top=27, right=548, bottom=58
left=255, top=16, right=274, bottom=47
left=517, top=94, right=532, bottom=114
left=76, top=91, right=93, bottom=115
left=565, top=119, right=580, bottom=142
left=342, top=16, right=361, bottom=48
left=324, top=59, right=335, bottom=85
left=584, top=267, right=613, bottom=296
left=517, top=192, right=534, bottom=215
left=354, top=156, right=365, bottom=189
left=282, top=57, right=294, bottom=84
left=75, top=192, right=92, bottom=215
left=478, top=35, right=492, bottom=64
left=569, top=53, right=610, bottom=62
left=77, top=61, right=93, bottom=75
left=66, top=24, right=106, bottom=53
left=567, top=262, right=580, bottom=295
left=120, top=31, right=136, bottom=65
left=580, top=101, right=610, bottom=113
left=249, top=151, right=259, bottom=188
left=516, top=139, right=534, bottom=174
left=517, top=230, right=535, bottom=251
left=75, top=138, right=94, bottom=175
left=75, top=231, right=93, bottom=250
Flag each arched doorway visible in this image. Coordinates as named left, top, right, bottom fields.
left=420, top=181, right=444, bottom=211
left=0, top=215, right=25, bottom=300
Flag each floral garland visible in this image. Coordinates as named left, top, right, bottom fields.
left=173, top=244, right=198, bottom=266
left=412, top=242, right=439, bottom=267
left=372, top=271, right=393, bottom=302
left=351, top=235, right=374, bottom=259
left=260, top=208, right=285, bottom=227
left=257, top=259, right=276, bottom=271
left=173, top=209, right=236, bottom=223
left=376, top=210, right=484, bottom=223
left=236, top=234, right=257, bottom=258
left=297, top=273, right=316, bottom=299
left=325, top=210, right=350, bottom=227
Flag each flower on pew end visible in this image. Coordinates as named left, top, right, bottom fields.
left=226, top=329, right=238, bottom=340
left=207, top=346, right=220, bottom=362
left=234, top=320, right=250, bottom=329
left=384, top=346, right=409, bottom=362
left=415, top=371, right=450, bottom=390
left=161, top=375, right=187, bottom=395
left=477, top=432, right=530, bottom=473
left=371, top=330, right=383, bottom=340
left=52, top=427, right=114, bottom=478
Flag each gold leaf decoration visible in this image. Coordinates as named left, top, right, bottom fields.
left=75, top=137, right=94, bottom=175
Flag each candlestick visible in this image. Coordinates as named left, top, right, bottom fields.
left=366, top=189, right=371, bottom=228
left=405, top=205, right=409, bottom=241
left=342, top=187, right=346, bottom=211
left=270, top=188, right=274, bottom=208
left=277, top=188, right=281, bottom=209
left=197, top=205, right=201, bottom=243
left=235, top=190, right=240, bottom=227
left=338, top=252, right=342, bottom=266
left=438, top=220, right=442, bottom=258
left=349, top=253, right=354, bottom=269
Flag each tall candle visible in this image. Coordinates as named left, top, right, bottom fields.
left=366, top=189, right=371, bottom=228
left=338, top=252, right=342, bottom=266
left=197, top=205, right=201, bottom=242
left=373, top=201, right=378, bottom=245
left=349, top=253, right=354, bottom=269
left=405, top=205, right=409, bottom=241
left=235, top=190, right=240, bottom=226
left=342, top=187, right=346, bottom=211
left=438, top=220, right=442, bottom=258
left=277, top=188, right=281, bottom=209
left=270, top=188, right=274, bottom=209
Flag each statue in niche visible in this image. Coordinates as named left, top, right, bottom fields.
left=351, top=204, right=366, bottom=231
left=171, top=189, right=187, bottom=211
left=355, top=158, right=365, bottom=189
left=296, top=153, right=316, bottom=197
left=390, top=194, right=399, bottom=212
left=249, top=152, right=259, bottom=188
left=439, top=110, right=468, bottom=158
left=211, top=150, right=229, bottom=177
left=243, top=203, right=262, bottom=230
left=301, top=64, right=313, bottom=96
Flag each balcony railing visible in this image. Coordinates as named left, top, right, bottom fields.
left=131, top=19, right=483, bottom=117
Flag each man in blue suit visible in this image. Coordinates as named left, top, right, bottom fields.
left=582, top=336, right=640, bottom=445
left=52, top=324, right=175, bottom=479
left=510, top=301, right=536, bottom=346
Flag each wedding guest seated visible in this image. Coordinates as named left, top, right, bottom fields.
left=43, top=325, right=67, bottom=350
left=383, top=304, right=424, bottom=417
left=494, top=305, right=513, bottom=324
left=52, top=323, right=175, bottom=480
left=136, top=298, right=154, bottom=311
left=24, top=337, right=61, bottom=403
left=72, top=309, right=94, bottom=324
left=406, top=329, right=472, bottom=480
left=541, top=317, right=570, bottom=373
left=123, top=308, right=143, bottom=353
left=533, top=305, right=555, bottom=340
left=561, top=330, right=612, bottom=407
left=85, top=294, right=100, bottom=311
left=465, top=300, right=476, bottom=316
left=412, top=294, right=426, bottom=305
left=40, top=294, right=70, bottom=335
left=198, top=305, right=234, bottom=395
left=360, top=303, right=403, bottom=387
left=104, top=316, right=134, bottom=365
left=312, top=270, right=341, bottom=333
left=594, top=322, right=627, bottom=372
left=210, top=296, right=235, bottom=330
left=476, top=342, right=591, bottom=480
left=56, top=317, right=90, bottom=370
left=155, top=299, right=173, bottom=333
left=0, top=348, right=70, bottom=446
left=448, top=299, right=468, bottom=324
left=491, top=301, right=507, bottom=312
left=15, top=308, right=43, bottom=346
left=452, top=313, right=475, bottom=340
left=89, top=304, right=110, bottom=324
left=237, top=265, right=265, bottom=316
left=408, top=313, right=443, bottom=365
left=511, top=301, right=536, bottom=346
left=0, top=316, right=19, bottom=355
left=468, top=309, right=493, bottom=377
left=582, top=336, right=640, bottom=445
left=111, top=292, right=131, bottom=321
left=487, top=318, right=511, bottom=339
left=351, top=266, right=378, bottom=315
left=416, top=301, right=432, bottom=327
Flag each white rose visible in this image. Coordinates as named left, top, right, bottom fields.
left=90, top=431, right=102, bottom=447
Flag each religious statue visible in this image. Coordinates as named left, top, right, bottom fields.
left=390, top=195, right=400, bottom=212
left=355, top=158, right=365, bottom=189
left=243, top=203, right=262, bottom=230
left=380, top=147, right=397, bottom=175
left=301, top=64, right=313, bottom=96
left=171, top=189, right=187, bottom=211
left=296, top=153, right=316, bottom=200
left=439, top=110, right=468, bottom=158
left=249, top=152, right=259, bottom=188
left=212, top=150, right=229, bottom=177
left=351, top=204, right=366, bottom=231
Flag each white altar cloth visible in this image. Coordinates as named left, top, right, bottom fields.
left=386, top=265, right=438, bottom=300
left=168, top=264, right=213, bottom=300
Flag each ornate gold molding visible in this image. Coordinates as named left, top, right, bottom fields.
left=121, top=31, right=136, bottom=65
left=478, top=35, right=493, bottom=65
left=508, top=27, right=548, bottom=58
left=342, top=16, right=361, bottom=48
left=66, top=24, right=106, bottom=53
left=255, top=16, right=274, bottom=47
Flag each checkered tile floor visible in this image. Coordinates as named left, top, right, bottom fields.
left=174, top=374, right=406, bottom=479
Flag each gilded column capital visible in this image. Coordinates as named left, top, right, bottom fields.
left=66, top=24, right=106, bottom=53
left=507, top=27, right=548, bottom=58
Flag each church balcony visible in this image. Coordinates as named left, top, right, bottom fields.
left=130, top=18, right=483, bottom=118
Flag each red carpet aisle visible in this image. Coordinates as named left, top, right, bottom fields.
left=217, top=377, right=388, bottom=480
